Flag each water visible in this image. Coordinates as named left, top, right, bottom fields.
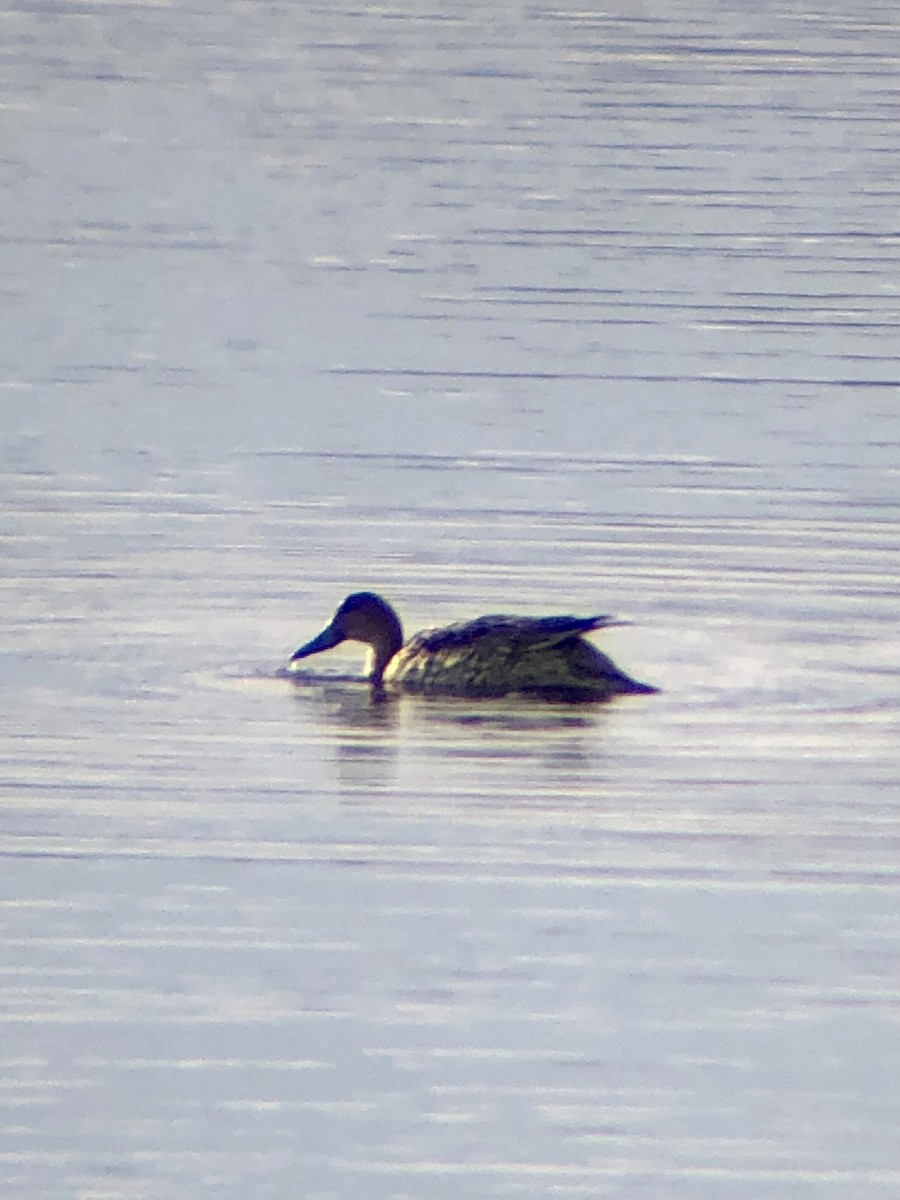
left=2, top=2, right=900, bottom=1197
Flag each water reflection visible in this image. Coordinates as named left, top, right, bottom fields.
left=287, top=673, right=401, bottom=790
left=286, top=669, right=627, bottom=795
left=405, top=696, right=621, bottom=796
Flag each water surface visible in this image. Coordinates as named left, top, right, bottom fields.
left=2, top=2, right=900, bottom=1197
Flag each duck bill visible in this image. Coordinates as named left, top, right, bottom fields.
left=290, top=624, right=344, bottom=663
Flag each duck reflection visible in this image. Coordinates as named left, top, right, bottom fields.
left=287, top=674, right=400, bottom=791
left=287, top=669, right=614, bottom=793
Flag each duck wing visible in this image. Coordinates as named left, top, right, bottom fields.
left=414, top=613, right=618, bottom=654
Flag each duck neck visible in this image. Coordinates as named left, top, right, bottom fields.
left=364, top=611, right=404, bottom=683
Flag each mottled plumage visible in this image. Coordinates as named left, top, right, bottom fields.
left=290, top=592, right=656, bottom=701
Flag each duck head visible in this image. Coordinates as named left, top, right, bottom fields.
left=290, top=592, right=404, bottom=683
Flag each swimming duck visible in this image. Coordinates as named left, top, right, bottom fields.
left=289, top=592, right=657, bottom=700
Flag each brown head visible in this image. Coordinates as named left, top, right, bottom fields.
left=289, top=592, right=404, bottom=683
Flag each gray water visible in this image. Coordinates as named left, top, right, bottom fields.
left=2, top=2, right=900, bottom=1197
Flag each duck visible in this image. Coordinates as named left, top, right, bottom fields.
left=289, top=591, right=657, bottom=701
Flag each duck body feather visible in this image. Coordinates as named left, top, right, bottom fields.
left=290, top=593, right=657, bottom=701
left=385, top=613, right=652, bottom=699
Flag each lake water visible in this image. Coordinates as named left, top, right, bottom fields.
left=2, top=2, right=900, bottom=1197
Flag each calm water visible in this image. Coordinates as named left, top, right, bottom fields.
left=2, top=2, right=900, bottom=1197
